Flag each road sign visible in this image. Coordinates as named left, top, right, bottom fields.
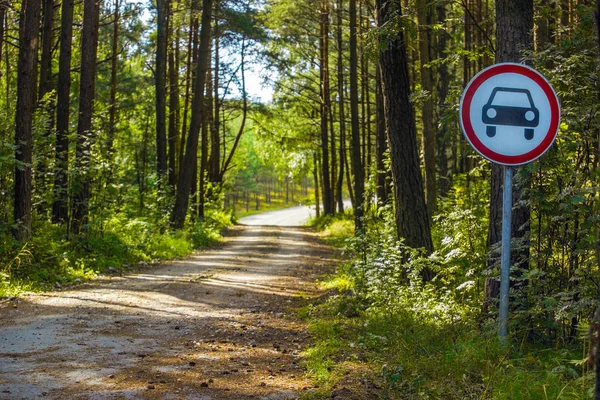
left=460, top=63, right=560, bottom=166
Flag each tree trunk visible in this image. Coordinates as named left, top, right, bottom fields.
left=335, top=0, right=345, bottom=213
left=435, top=0, right=451, bottom=197
left=107, top=0, right=119, bottom=162
left=594, top=6, right=600, bottom=398
left=14, top=0, right=42, bottom=240
left=38, top=0, right=54, bottom=102
left=198, top=58, right=210, bottom=219
left=168, top=24, right=180, bottom=189
left=51, top=0, right=73, bottom=224
left=171, top=0, right=213, bottom=229
left=416, top=0, right=437, bottom=217
left=208, top=4, right=221, bottom=187
left=349, top=0, right=364, bottom=233
left=155, top=0, right=169, bottom=181
left=0, top=2, right=5, bottom=69
left=320, top=0, right=333, bottom=215
left=35, top=0, right=56, bottom=213
left=180, top=6, right=197, bottom=171
left=483, top=0, right=533, bottom=314
left=375, top=70, right=388, bottom=205
left=314, top=153, right=320, bottom=218
left=376, top=0, right=433, bottom=254
left=70, top=0, right=100, bottom=236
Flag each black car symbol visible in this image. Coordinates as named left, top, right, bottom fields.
left=482, top=87, right=539, bottom=140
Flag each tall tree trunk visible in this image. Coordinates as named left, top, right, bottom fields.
left=435, top=0, right=451, bottom=197
left=320, top=0, right=333, bottom=215
left=107, top=0, right=119, bottom=161
left=38, top=0, right=54, bottom=102
left=14, top=0, right=42, bottom=240
left=314, top=153, right=320, bottom=218
left=35, top=0, right=56, bottom=213
left=70, top=0, right=100, bottom=236
left=171, top=0, right=213, bottom=229
left=416, top=0, right=437, bottom=217
left=168, top=24, right=180, bottom=189
left=349, top=0, right=364, bottom=233
left=180, top=6, right=197, bottom=171
left=483, top=0, right=533, bottom=314
left=208, top=3, right=221, bottom=187
left=335, top=0, right=345, bottom=213
left=198, top=52, right=210, bottom=219
left=376, top=0, right=433, bottom=254
left=595, top=4, right=600, bottom=398
left=155, top=0, right=169, bottom=181
left=375, top=70, right=388, bottom=205
left=51, top=0, right=73, bottom=224
left=0, top=2, right=5, bottom=68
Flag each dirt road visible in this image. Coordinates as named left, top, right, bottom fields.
left=238, top=206, right=318, bottom=227
left=0, top=225, right=337, bottom=400
left=238, top=201, right=351, bottom=227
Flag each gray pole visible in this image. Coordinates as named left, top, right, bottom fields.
left=498, top=166, right=513, bottom=340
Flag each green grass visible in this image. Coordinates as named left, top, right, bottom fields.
left=299, top=272, right=592, bottom=400
left=306, top=210, right=354, bottom=246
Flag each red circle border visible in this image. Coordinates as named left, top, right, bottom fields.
left=459, top=63, right=560, bottom=166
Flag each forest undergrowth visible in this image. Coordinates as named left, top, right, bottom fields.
left=0, top=208, right=233, bottom=298
left=303, top=177, right=595, bottom=400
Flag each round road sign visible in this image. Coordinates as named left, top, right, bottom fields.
left=459, top=63, right=560, bottom=166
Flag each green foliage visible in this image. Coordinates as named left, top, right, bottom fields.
left=303, top=256, right=592, bottom=399
left=0, top=209, right=232, bottom=298
left=306, top=152, right=594, bottom=397
left=308, top=211, right=354, bottom=246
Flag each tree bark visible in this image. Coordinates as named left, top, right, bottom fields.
left=171, top=0, right=213, bottom=229
left=416, top=0, right=437, bottom=217
left=483, top=0, right=533, bottom=314
left=155, top=0, right=169, bottom=181
left=0, top=2, right=5, bottom=68
left=376, top=0, right=433, bottom=254
left=435, top=0, right=451, bottom=197
left=51, top=0, right=73, bottom=224
left=375, top=70, right=388, bottom=205
left=594, top=5, right=600, bottom=398
left=349, top=0, right=364, bottom=233
left=35, top=0, right=56, bottom=212
left=168, top=24, right=180, bottom=189
left=38, top=0, right=54, bottom=102
left=107, top=0, right=119, bottom=157
left=208, top=3, right=221, bottom=187
left=335, top=0, right=345, bottom=213
left=14, top=0, right=42, bottom=240
left=180, top=5, right=197, bottom=173
left=70, top=0, right=100, bottom=236
left=320, top=0, right=333, bottom=215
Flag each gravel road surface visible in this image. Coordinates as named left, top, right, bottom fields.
left=0, top=225, right=338, bottom=400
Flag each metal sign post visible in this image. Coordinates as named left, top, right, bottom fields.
left=459, top=63, right=560, bottom=342
left=498, top=166, right=513, bottom=340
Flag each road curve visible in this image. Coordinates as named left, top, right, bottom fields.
left=238, top=205, right=317, bottom=227
left=238, top=200, right=352, bottom=227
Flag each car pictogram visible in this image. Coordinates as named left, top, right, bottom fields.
left=482, top=87, right=539, bottom=140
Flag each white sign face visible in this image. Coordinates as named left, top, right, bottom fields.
left=460, top=63, right=560, bottom=166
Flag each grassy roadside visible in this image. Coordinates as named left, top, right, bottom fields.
left=0, top=209, right=233, bottom=298
left=300, top=213, right=592, bottom=399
